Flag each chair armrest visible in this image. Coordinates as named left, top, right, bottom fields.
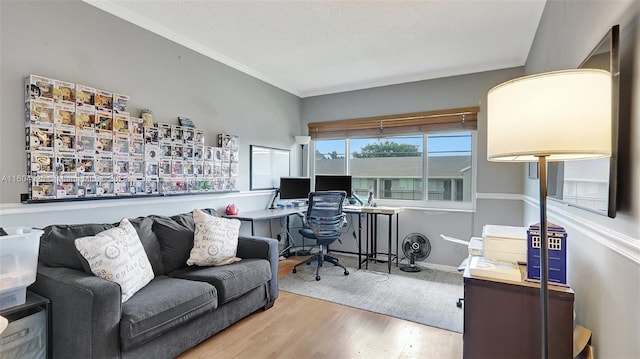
left=30, top=263, right=122, bottom=359
left=237, top=235, right=279, bottom=303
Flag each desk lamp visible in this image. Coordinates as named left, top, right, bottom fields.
left=487, top=69, right=611, bottom=359
left=295, top=135, right=311, bottom=176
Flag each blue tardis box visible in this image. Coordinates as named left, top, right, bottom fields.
left=527, top=222, right=567, bottom=285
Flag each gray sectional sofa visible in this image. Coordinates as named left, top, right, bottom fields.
left=30, top=209, right=279, bottom=359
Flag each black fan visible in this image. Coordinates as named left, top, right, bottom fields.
left=400, top=233, right=431, bottom=272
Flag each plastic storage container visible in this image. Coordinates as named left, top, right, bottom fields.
left=0, top=227, right=43, bottom=310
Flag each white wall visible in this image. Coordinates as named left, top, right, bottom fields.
left=0, top=1, right=302, bottom=232
left=524, top=1, right=640, bottom=357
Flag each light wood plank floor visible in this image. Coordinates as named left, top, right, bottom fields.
left=177, top=257, right=463, bottom=359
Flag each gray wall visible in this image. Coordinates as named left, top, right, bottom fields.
left=0, top=1, right=302, bottom=229
left=524, top=1, right=639, bottom=357
left=302, top=68, right=526, bottom=267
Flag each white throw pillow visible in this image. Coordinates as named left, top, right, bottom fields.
left=75, top=218, right=154, bottom=302
left=187, top=209, right=241, bottom=266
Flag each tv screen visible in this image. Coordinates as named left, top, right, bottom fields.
left=314, top=175, right=352, bottom=197
left=279, top=177, right=311, bottom=200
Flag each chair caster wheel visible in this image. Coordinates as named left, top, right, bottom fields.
left=344, top=270, right=349, bottom=276
left=315, top=276, right=321, bottom=281
left=292, top=268, right=297, bottom=273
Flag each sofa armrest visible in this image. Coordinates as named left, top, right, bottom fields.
left=237, top=235, right=279, bottom=304
left=30, top=263, right=122, bottom=359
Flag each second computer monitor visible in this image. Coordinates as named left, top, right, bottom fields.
left=314, top=175, right=352, bottom=198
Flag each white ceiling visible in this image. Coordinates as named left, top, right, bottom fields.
left=84, top=0, right=547, bottom=98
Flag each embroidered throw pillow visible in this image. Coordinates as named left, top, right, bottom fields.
left=75, top=218, right=154, bottom=302
left=187, top=209, right=241, bottom=266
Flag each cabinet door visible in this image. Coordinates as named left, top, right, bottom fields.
left=463, top=277, right=574, bottom=359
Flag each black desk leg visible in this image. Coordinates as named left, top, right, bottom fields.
left=366, top=213, right=370, bottom=270
left=357, top=214, right=362, bottom=269
left=396, top=213, right=400, bottom=267
left=388, top=214, right=392, bottom=273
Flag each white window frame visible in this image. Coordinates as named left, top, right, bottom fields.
left=310, top=131, right=477, bottom=211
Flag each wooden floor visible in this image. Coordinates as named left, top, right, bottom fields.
left=177, top=257, right=463, bottom=359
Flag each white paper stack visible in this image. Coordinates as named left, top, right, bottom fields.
left=482, top=225, right=527, bottom=263
left=468, top=256, right=522, bottom=282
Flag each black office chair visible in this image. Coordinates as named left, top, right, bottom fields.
left=292, top=191, right=349, bottom=281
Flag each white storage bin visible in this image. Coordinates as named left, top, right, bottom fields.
left=0, top=227, right=43, bottom=310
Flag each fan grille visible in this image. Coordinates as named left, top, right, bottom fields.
left=401, top=233, right=431, bottom=261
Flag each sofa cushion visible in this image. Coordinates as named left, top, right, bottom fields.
left=170, top=258, right=271, bottom=305
left=169, top=208, right=218, bottom=231
left=153, top=216, right=194, bottom=274
left=128, top=215, right=165, bottom=276
left=120, top=276, right=217, bottom=351
left=75, top=218, right=155, bottom=302
left=40, top=223, right=115, bottom=270
left=187, top=209, right=241, bottom=266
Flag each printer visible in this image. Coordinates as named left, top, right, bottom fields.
left=482, top=225, right=528, bottom=263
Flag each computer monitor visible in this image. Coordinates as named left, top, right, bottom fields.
left=279, top=177, right=311, bottom=200
left=314, top=175, right=352, bottom=198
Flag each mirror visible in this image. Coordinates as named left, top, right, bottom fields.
left=548, top=25, right=619, bottom=218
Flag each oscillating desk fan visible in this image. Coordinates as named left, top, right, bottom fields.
left=400, top=233, right=431, bottom=272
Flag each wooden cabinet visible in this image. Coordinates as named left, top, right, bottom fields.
left=463, top=265, right=574, bottom=359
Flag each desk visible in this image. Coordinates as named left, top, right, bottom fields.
left=463, top=264, right=574, bottom=359
left=225, top=207, right=304, bottom=236
left=361, top=206, right=403, bottom=273
left=225, top=207, right=305, bottom=256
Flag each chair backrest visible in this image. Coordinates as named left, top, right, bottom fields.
left=305, top=191, right=347, bottom=239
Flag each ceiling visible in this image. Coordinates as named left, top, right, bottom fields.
left=84, top=0, right=547, bottom=98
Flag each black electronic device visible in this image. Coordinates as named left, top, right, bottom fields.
left=314, top=175, right=352, bottom=198
left=400, top=233, right=431, bottom=273
left=279, top=177, right=311, bottom=200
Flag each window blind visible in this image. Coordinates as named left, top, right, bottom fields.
left=307, top=106, right=479, bottom=139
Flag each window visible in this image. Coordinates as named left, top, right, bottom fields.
left=309, top=106, right=478, bottom=208
left=313, top=131, right=474, bottom=206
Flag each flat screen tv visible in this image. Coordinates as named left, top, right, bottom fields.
left=279, top=177, right=310, bottom=200
left=314, top=175, right=352, bottom=198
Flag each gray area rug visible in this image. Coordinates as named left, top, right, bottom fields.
left=279, top=254, right=464, bottom=333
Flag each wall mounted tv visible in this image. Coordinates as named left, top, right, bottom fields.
left=314, top=175, right=352, bottom=198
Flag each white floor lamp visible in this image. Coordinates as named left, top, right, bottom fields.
left=486, top=69, right=612, bottom=358
left=295, top=135, right=311, bottom=176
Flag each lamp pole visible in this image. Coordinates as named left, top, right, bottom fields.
left=300, top=143, right=306, bottom=176
left=538, top=155, right=549, bottom=359
left=295, top=135, right=311, bottom=176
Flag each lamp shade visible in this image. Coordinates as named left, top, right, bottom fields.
left=295, top=135, right=311, bottom=146
left=487, top=69, right=612, bottom=162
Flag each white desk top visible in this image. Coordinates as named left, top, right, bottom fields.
left=224, top=207, right=304, bottom=221
left=361, top=206, right=404, bottom=214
